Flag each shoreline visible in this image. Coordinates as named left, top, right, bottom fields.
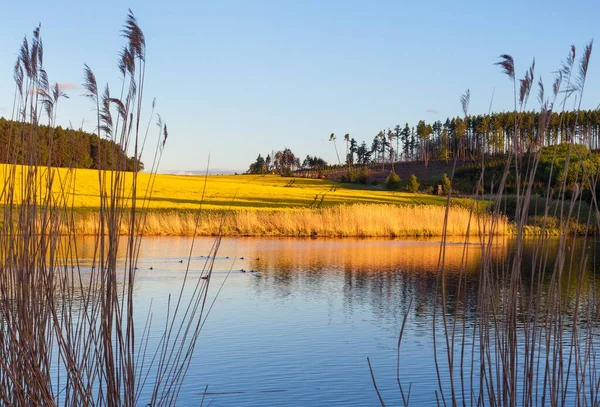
left=69, top=204, right=509, bottom=238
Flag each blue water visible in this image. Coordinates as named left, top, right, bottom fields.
left=95, top=237, right=477, bottom=406
left=76, top=236, right=600, bottom=406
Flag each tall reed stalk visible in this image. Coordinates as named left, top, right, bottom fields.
left=372, top=42, right=600, bottom=406
left=0, top=13, right=215, bottom=406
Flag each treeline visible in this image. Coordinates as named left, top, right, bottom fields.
left=340, top=109, right=600, bottom=167
left=0, top=117, right=142, bottom=171
left=248, top=148, right=327, bottom=175
left=249, top=110, right=600, bottom=177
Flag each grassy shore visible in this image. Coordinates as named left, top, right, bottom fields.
left=0, top=165, right=504, bottom=237
left=72, top=204, right=507, bottom=237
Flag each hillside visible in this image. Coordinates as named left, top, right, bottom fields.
left=318, top=160, right=472, bottom=185
left=0, top=117, right=141, bottom=171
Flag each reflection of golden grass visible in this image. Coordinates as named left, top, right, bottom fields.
left=72, top=204, right=508, bottom=237
left=65, top=235, right=507, bottom=276
left=246, top=238, right=506, bottom=274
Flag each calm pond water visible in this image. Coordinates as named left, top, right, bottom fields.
left=73, top=236, right=600, bottom=406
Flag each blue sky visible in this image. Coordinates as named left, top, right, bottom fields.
left=0, top=0, right=598, bottom=172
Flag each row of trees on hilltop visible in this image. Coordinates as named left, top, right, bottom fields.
left=247, top=109, right=600, bottom=178
left=247, top=148, right=327, bottom=175
left=328, top=110, right=600, bottom=168
left=0, top=118, right=142, bottom=171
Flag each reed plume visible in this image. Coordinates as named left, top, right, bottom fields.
left=495, top=54, right=515, bottom=81
left=0, top=13, right=216, bottom=406
left=374, top=41, right=599, bottom=407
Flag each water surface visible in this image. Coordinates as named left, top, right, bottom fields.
left=78, top=236, right=600, bottom=406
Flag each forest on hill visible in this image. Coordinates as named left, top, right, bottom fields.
left=248, top=109, right=600, bottom=175
left=0, top=117, right=142, bottom=171
left=336, top=109, right=600, bottom=168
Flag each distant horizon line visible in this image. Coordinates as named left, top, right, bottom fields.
left=158, top=168, right=244, bottom=175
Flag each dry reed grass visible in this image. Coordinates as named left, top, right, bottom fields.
left=0, top=13, right=215, bottom=406
left=370, top=41, right=600, bottom=406
left=70, top=204, right=509, bottom=237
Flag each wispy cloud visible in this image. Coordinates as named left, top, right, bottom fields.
left=25, top=82, right=79, bottom=96
left=57, top=82, right=79, bottom=91
left=425, top=108, right=439, bottom=115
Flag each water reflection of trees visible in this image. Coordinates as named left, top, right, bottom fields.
left=61, top=236, right=600, bottom=327
left=243, top=237, right=600, bottom=326
left=243, top=240, right=493, bottom=323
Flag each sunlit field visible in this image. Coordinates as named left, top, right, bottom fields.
left=0, top=165, right=452, bottom=210
left=0, top=165, right=502, bottom=236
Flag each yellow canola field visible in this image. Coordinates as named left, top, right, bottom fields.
left=0, top=165, right=450, bottom=211
left=0, top=165, right=505, bottom=237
